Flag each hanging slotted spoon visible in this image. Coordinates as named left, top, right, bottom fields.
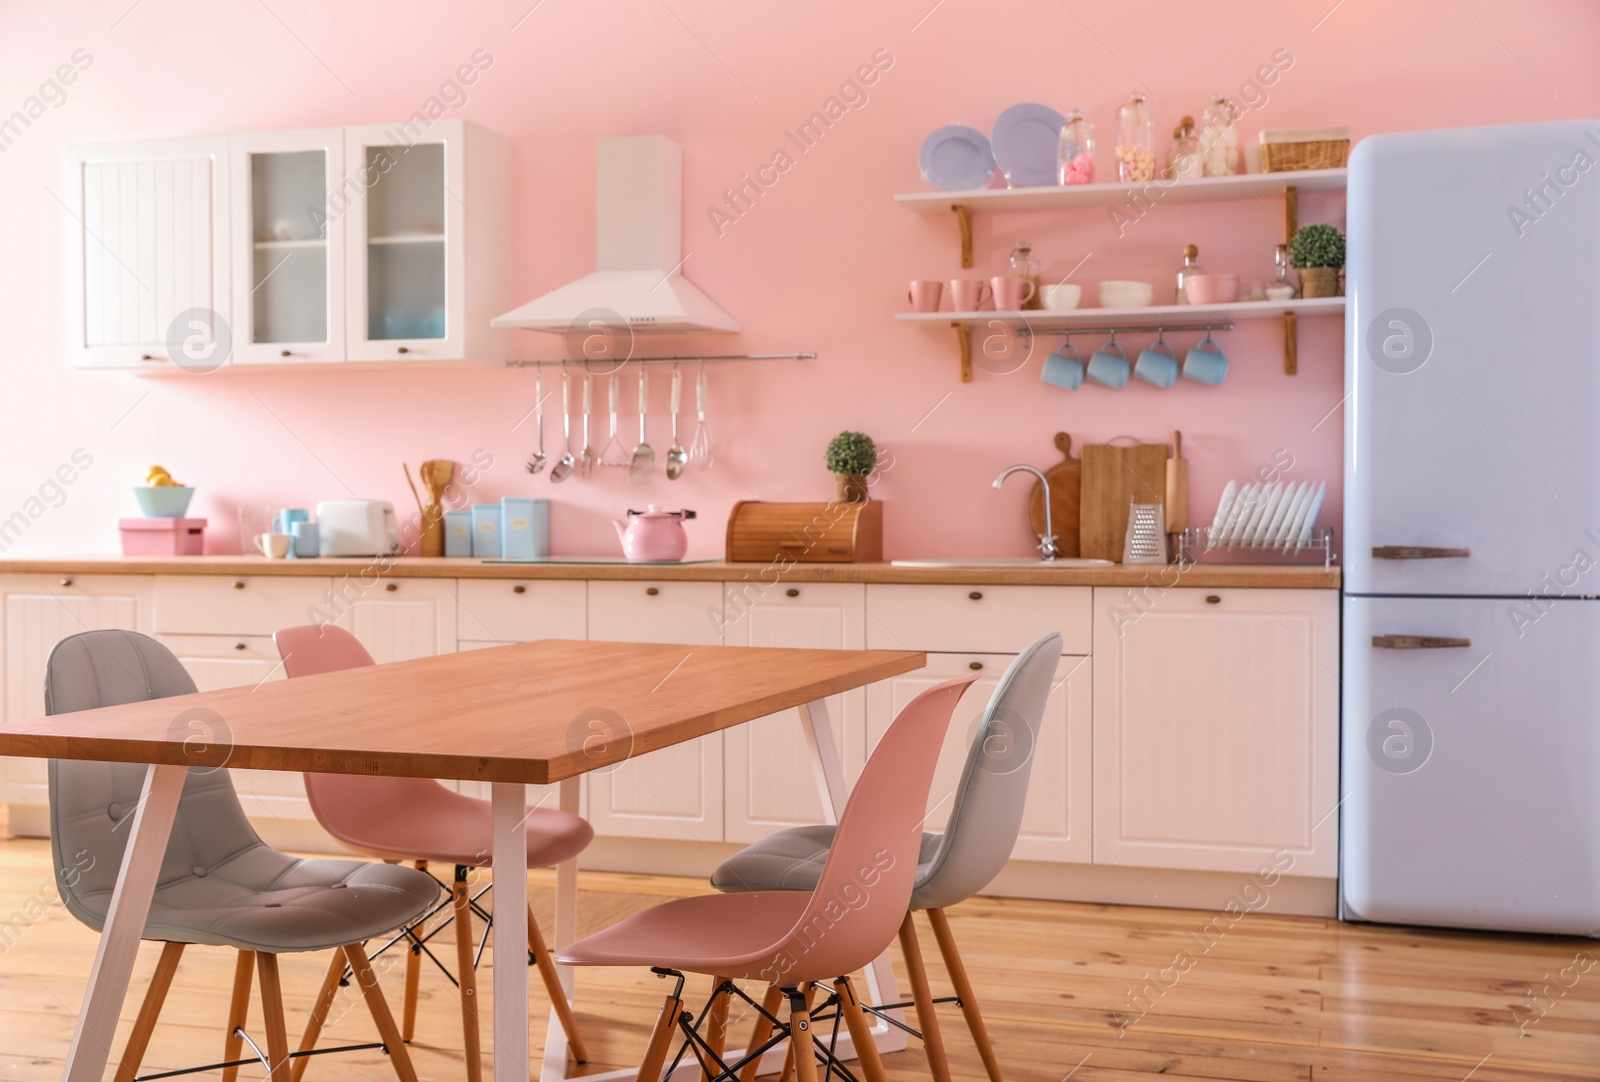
left=524, top=369, right=547, bottom=474
left=549, top=368, right=576, bottom=482
left=628, top=365, right=654, bottom=484
left=688, top=360, right=712, bottom=470
left=600, top=374, right=628, bottom=466
left=579, top=372, right=595, bottom=477
left=666, top=367, right=687, bottom=480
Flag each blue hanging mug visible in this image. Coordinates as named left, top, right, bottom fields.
left=1183, top=334, right=1229, bottom=385
left=1134, top=331, right=1180, bottom=388
left=1086, top=337, right=1131, bottom=388
left=1040, top=339, right=1085, bottom=390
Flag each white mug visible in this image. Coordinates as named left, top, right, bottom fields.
left=255, top=532, right=292, bottom=559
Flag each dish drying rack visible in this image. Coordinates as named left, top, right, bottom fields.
left=1176, top=525, right=1337, bottom=567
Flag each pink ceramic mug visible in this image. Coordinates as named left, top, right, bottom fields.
left=991, top=276, right=1037, bottom=310
left=908, top=279, right=944, bottom=313
left=948, top=278, right=992, bottom=311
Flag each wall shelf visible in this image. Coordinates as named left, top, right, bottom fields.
left=897, top=297, right=1344, bottom=381
left=894, top=167, right=1347, bottom=214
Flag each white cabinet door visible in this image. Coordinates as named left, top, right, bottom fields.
left=0, top=575, right=154, bottom=805
left=722, top=583, right=865, bottom=844
left=866, top=652, right=1092, bottom=865
left=336, top=578, right=457, bottom=662
left=69, top=138, right=229, bottom=370
left=230, top=128, right=346, bottom=365
left=343, top=120, right=510, bottom=364
left=1092, top=587, right=1340, bottom=876
left=586, top=581, right=723, bottom=842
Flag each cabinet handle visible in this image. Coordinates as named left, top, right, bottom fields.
left=1372, top=634, right=1472, bottom=649
left=786, top=588, right=800, bottom=597
left=59, top=577, right=73, bottom=587
left=646, top=587, right=660, bottom=596
left=1205, top=595, right=1221, bottom=604
left=138, top=353, right=156, bottom=362
left=968, top=591, right=983, bottom=601
left=396, top=346, right=409, bottom=354
left=513, top=584, right=526, bottom=594
left=386, top=583, right=399, bottom=592
left=233, top=581, right=245, bottom=590
left=280, top=350, right=292, bottom=357
left=1372, top=546, right=1471, bottom=560
left=968, top=661, right=984, bottom=671
left=234, top=642, right=247, bottom=651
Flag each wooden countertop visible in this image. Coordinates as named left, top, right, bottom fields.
left=0, top=555, right=1341, bottom=588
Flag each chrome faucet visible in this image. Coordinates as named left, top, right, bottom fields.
left=993, top=464, right=1059, bottom=560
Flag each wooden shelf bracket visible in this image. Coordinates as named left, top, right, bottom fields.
left=1283, top=310, right=1298, bottom=375
left=954, top=205, right=974, bottom=269
left=955, top=322, right=972, bottom=382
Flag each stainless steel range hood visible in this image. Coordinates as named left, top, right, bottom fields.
left=491, top=136, right=741, bottom=335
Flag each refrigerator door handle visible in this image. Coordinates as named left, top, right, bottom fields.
left=1372, top=546, right=1472, bottom=559
left=1372, top=634, right=1473, bottom=649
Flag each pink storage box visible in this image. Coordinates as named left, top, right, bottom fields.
left=119, top=517, right=206, bottom=556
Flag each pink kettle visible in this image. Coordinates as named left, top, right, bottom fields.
left=614, top=505, right=696, bottom=562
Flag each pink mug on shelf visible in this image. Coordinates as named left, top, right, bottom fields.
left=991, top=275, right=1037, bottom=310
left=948, top=278, right=992, bottom=312
left=908, top=279, right=944, bottom=313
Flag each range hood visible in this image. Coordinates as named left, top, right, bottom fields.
left=492, top=136, right=741, bottom=335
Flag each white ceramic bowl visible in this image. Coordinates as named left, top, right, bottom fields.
left=1098, top=280, right=1155, bottom=309
left=1040, top=284, right=1082, bottom=311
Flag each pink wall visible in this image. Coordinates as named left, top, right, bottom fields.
left=2, top=0, right=1596, bottom=560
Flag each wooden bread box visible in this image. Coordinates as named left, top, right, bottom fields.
left=726, top=500, right=883, bottom=563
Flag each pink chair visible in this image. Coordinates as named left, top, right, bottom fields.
left=556, top=676, right=977, bottom=1082
left=273, top=624, right=593, bottom=1082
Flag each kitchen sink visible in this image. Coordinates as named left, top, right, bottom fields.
left=889, top=557, right=1116, bottom=569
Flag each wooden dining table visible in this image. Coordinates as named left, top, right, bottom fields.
left=0, top=638, right=926, bottom=1082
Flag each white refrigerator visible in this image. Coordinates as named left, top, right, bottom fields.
left=1343, top=120, right=1600, bottom=936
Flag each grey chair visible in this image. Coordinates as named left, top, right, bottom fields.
left=711, top=631, right=1062, bottom=1082
left=45, top=630, right=440, bottom=1082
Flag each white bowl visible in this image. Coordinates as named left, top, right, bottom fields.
left=1099, top=280, right=1155, bottom=309
left=1040, top=284, right=1082, bottom=311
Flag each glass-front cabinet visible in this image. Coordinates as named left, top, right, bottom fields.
left=230, top=128, right=346, bottom=365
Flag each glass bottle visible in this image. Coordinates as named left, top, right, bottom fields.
left=1269, top=243, right=1298, bottom=298
left=1008, top=241, right=1043, bottom=310
left=1175, top=244, right=1204, bottom=305
left=1166, top=116, right=1202, bottom=181
left=1199, top=93, right=1240, bottom=177
left=1057, top=109, right=1095, bottom=185
left=1114, top=92, right=1154, bottom=183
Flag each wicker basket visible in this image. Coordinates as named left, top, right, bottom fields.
left=1261, top=139, right=1350, bottom=172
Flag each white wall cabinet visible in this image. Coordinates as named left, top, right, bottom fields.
left=721, top=582, right=865, bottom=844
left=1091, top=587, right=1340, bottom=877
left=585, top=580, right=724, bottom=843
left=69, top=138, right=229, bottom=370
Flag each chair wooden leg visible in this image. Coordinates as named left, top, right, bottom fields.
left=898, top=912, right=952, bottom=1082
left=220, top=949, right=255, bottom=1082
left=738, top=985, right=785, bottom=1082
left=779, top=983, right=816, bottom=1082
left=927, top=908, right=1003, bottom=1082
left=452, top=867, right=483, bottom=1082
left=703, top=976, right=732, bottom=1082
left=290, top=949, right=347, bottom=1082
left=833, top=975, right=887, bottom=1082
left=787, top=991, right=820, bottom=1082
left=255, top=953, right=292, bottom=1082
left=112, top=941, right=185, bottom=1082
left=528, top=902, right=589, bottom=1063
left=345, top=942, right=421, bottom=1082
left=403, top=859, right=426, bottom=1043
left=635, top=989, right=684, bottom=1082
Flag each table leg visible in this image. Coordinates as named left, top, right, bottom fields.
left=795, top=699, right=908, bottom=1054
left=491, top=782, right=530, bottom=1082
left=62, top=764, right=186, bottom=1082
left=540, top=777, right=582, bottom=1082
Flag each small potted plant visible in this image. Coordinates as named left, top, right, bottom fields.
left=1289, top=223, right=1345, bottom=298
left=825, top=430, right=877, bottom=503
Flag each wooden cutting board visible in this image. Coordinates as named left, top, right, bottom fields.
left=1027, top=432, right=1080, bottom=558
left=1080, top=441, right=1169, bottom=561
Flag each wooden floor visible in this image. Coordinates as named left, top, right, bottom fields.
left=0, top=832, right=1595, bottom=1082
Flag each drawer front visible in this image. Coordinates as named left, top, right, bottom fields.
left=155, top=574, right=332, bottom=636
left=159, top=633, right=281, bottom=663
left=457, top=579, right=587, bottom=643
left=865, top=584, right=1090, bottom=654
left=588, top=580, right=723, bottom=646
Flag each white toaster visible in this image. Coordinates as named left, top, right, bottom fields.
left=316, top=500, right=400, bottom=557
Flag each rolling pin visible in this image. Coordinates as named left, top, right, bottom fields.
left=1166, top=431, right=1188, bottom=535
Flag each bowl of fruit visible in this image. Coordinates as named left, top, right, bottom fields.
left=133, top=466, right=194, bottom=518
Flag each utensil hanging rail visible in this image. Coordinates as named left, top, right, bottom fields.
left=1023, top=322, right=1235, bottom=338
left=505, top=353, right=815, bottom=368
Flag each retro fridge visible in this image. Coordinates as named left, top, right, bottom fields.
left=1343, top=120, right=1600, bottom=935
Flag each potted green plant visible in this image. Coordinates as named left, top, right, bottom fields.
left=825, top=431, right=877, bottom=503
left=1289, top=223, right=1345, bottom=298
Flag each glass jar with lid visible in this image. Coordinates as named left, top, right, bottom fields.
left=1166, top=116, right=1203, bottom=181
left=1008, top=241, right=1043, bottom=310
left=1199, top=93, right=1241, bottom=177
left=1115, top=92, right=1154, bottom=182
left=1057, top=110, right=1095, bottom=185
